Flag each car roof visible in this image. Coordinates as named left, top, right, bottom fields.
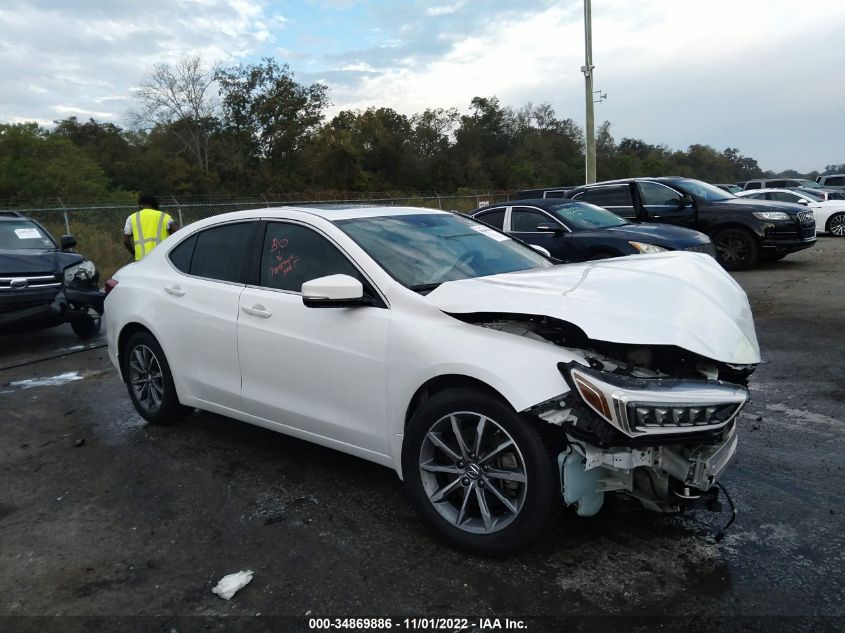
left=571, top=176, right=687, bottom=188
left=0, top=211, right=27, bottom=221
left=737, top=188, right=812, bottom=195
left=180, top=205, right=454, bottom=228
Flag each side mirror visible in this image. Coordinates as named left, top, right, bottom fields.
left=536, top=223, right=565, bottom=235
left=798, top=200, right=809, bottom=206
left=302, top=274, right=371, bottom=308
left=678, top=194, right=694, bottom=209
left=60, top=235, right=76, bottom=250
left=529, top=245, right=552, bottom=258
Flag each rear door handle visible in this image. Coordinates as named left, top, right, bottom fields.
left=241, top=304, right=272, bottom=319
left=165, top=285, right=185, bottom=297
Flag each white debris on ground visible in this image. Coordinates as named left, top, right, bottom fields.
left=9, top=371, right=86, bottom=389
left=211, top=570, right=254, bottom=600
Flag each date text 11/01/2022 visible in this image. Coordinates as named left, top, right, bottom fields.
left=308, top=618, right=527, bottom=630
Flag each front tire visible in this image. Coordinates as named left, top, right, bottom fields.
left=402, top=388, right=559, bottom=555
left=713, top=227, right=759, bottom=270
left=122, top=331, right=190, bottom=425
left=70, top=309, right=102, bottom=339
left=827, top=212, right=845, bottom=237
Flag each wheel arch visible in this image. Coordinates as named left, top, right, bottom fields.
left=404, top=374, right=508, bottom=430
left=708, top=222, right=761, bottom=240
left=116, top=322, right=155, bottom=382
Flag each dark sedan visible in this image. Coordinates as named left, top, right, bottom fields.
left=470, top=199, right=714, bottom=262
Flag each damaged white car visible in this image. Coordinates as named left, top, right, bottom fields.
left=105, top=206, right=759, bottom=554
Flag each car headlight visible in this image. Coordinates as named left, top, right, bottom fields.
left=64, top=260, right=97, bottom=285
left=628, top=241, right=667, bottom=254
left=752, top=211, right=791, bottom=220
left=565, top=365, right=748, bottom=436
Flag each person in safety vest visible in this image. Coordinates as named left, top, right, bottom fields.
left=123, top=194, right=179, bottom=261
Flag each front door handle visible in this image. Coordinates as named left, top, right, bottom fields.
left=241, top=304, right=272, bottom=319
left=165, top=285, right=185, bottom=297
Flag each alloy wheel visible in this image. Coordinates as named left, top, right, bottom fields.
left=716, top=233, right=751, bottom=266
left=418, top=411, right=528, bottom=534
left=829, top=214, right=845, bottom=237
left=128, top=344, right=165, bottom=413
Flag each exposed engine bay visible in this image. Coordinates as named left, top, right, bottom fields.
left=457, top=312, right=757, bottom=518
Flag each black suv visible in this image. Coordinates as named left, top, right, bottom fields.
left=565, top=177, right=816, bottom=270
left=0, top=212, right=105, bottom=338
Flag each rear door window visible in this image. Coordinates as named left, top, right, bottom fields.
left=190, top=222, right=254, bottom=283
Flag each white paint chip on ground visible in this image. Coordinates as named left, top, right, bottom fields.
left=211, top=570, right=254, bottom=600
left=9, top=372, right=86, bottom=389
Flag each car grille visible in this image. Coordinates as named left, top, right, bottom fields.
left=797, top=211, right=814, bottom=224
left=684, top=243, right=716, bottom=257
left=766, top=224, right=816, bottom=240
left=0, top=273, right=61, bottom=291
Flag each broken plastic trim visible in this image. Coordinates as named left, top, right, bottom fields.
left=558, top=362, right=748, bottom=437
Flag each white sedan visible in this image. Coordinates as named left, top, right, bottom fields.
left=105, top=206, right=760, bottom=554
left=737, top=188, right=845, bottom=236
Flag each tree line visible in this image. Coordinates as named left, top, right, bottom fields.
left=1, top=55, right=841, bottom=205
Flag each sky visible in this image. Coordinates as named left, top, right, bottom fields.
left=1, top=0, right=844, bottom=173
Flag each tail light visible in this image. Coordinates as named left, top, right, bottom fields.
left=104, top=278, right=119, bottom=295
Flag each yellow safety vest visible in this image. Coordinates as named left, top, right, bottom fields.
left=131, top=208, right=172, bottom=260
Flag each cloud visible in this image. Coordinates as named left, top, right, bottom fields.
left=1, top=0, right=843, bottom=172
left=0, top=0, right=267, bottom=126
left=301, top=0, right=845, bottom=172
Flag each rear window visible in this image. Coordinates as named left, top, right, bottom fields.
left=824, top=176, right=845, bottom=186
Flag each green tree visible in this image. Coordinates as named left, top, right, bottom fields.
left=216, top=58, right=329, bottom=187
left=0, top=123, right=110, bottom=203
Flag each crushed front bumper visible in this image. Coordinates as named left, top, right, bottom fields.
left=559, top=423, right=738, bottom=516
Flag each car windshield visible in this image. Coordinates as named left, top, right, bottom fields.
left=0, top=220, right=56, bottom=250
left=548, top=201, right=630, bottom=229
left=335, top=213, right=552, bottom=290
left=673, top=179, right=735, bottom=201
left=795, top=179, right=822, bottom=189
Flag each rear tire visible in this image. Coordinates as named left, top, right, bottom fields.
left=713, top=228, right=759, bottom=270
left=402, top=388, right=559, bottom=555
left=827, top=212, right=845, bottom=237
left=122, top=331, right=190, bottom=425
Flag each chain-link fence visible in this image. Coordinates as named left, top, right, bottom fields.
left=3, top=192, right=512, bottom=281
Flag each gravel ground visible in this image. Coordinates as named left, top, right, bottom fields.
left=1, top=238, right=843, bottom=632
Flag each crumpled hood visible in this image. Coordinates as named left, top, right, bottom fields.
left=0, top=249, right=81, bottom=275
left=426, top=252, right=760, bottom=364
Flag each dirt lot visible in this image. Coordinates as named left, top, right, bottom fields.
left=1, top=239, right=843, bottom=632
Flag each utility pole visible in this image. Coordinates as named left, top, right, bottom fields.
left=581, top=0, right=596, bottom=184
